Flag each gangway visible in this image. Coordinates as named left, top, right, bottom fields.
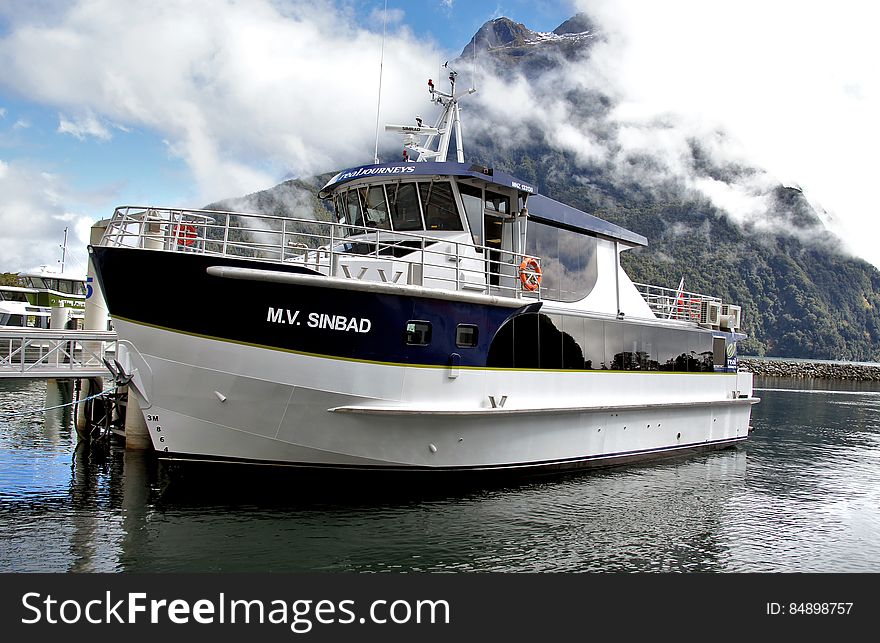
left=0, top=328, right=117, bottom=379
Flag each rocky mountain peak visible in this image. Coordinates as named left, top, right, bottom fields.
left=460, top=17, right=536, bottom=57
left=553, top=12, right=598, bottom=36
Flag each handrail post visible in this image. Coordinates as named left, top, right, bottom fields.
left=454, top=242, right=460, bottom=291
left=222, top=213, right=230, bottom=256
left=329, top=222, right=335, bottom=276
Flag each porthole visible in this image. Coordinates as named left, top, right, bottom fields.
left=456, top=324, right=479, bottom=348
left=405, top=321, right=432, bottom=346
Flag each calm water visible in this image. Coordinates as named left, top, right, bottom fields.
left=1, top=376, right=878, bottom=573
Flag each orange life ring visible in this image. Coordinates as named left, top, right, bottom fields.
left=171, top=223, right=197, bottom=247
left=519, top=257, right=542, bottom=291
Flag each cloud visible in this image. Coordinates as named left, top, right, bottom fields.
left=4, top=0, right=877, bottom=272
left=570, top=0, right=880, bottom=267
left=0, top=0, right=445, bottom=203
left=57, top=111, right=113, bottom=141
left=368, top=6, right=405, bottom=26
left=0, top=158, right=94, bottom=273
left=0, top=107, right=6, bottom=118
left=456, top=1, right=879, bottom=267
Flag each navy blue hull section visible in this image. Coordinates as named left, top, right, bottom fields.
left=90, top=246, right=528, bottom=367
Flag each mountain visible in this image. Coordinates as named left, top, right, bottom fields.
left=461, top=17, right=535, bottom=55
left=208, top=14, right=880, bottom=361
left=458, top=15, right=600, bottom=73
left=553, top=13, right=598, bottom=36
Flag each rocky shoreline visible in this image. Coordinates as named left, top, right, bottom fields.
left=739, top=358, right=880, bottom=381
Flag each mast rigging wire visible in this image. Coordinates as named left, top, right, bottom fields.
left=372, top=0, right=388, bottom=164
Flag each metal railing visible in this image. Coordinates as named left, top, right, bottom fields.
left=100, top=206, right=542, bottom=299
left=633, top=282, right=723, bottom=323
left=0, top=328, right=118, bottom=378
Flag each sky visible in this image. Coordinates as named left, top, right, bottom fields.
left=0, top=0, right=878, bottom=274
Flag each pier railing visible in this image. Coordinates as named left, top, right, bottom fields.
left=0, top=328, right=118, bottom=379
left=100, top=206, right=542, bottom=299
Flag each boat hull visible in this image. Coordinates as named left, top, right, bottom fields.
left=115, top=318, right=755, bottom=472
left=91, top=246, right=756, bottom=472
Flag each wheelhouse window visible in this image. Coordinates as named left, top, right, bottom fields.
left=333, top=180, right=465, bottom=234
left=388, top=182, right=423, bottom=231
left=405, top=321, right=432, bottom=346
left=458, top=183, right=483, bottom=246
left=359, top=185, right=391, bottom=230
left=456, top=324, right=479, bottom=348
left=485, top=190, right=510, bottom=215
left=336, top=190, right=364, bottom=228
left=419, top=181, right=463, bottom=231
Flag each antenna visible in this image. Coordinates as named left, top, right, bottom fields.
left=372, top=0, right=388, bottom=165
left=472, top=33, right=477, bottom=91
left=385, top=65, right=475, bottom=163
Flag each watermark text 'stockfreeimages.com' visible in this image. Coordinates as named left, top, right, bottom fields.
left=21, top=591, right=451, bottom=634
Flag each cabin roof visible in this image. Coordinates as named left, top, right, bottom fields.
left=527, top=194, right=647, bottom=247
left=318, top=161, right=536, bottom=198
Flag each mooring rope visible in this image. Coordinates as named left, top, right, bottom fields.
left=0, top=384, right=121, bottom=420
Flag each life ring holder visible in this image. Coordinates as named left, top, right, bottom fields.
left=519, top=257, right=542, bottom=292
left=171, top=223, right=198, bottom=247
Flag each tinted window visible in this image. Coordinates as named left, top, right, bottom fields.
left=458, top=183, right=483, bottom=246
left=488, top=313, right=718, bottom=372
left=485, top=190, right=509, bottom=215
left=405, top=321, right=432, bottom=346
left=345, top=190, right=365, bottom=228
left=388, top=182, right=423, bottom=231
left=713, top=337, right=726, bottom=367
left=360, top=186, right=391, bottom=230
left=456, top=324, right=479, bottom=348
left=420, top=182, right=462, bottom=230
left=526, top=220, right=598, bottom=302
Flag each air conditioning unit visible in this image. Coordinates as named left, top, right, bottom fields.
left=701, top=300, right=721, bottom=327
left=721, top=304, right=742, bottom=330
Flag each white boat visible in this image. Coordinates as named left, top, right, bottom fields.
left=0, top=285, right=47, bottom=328
left=90, top=71, right=758, bottom=472
left=0, top=267, right=87, bottom=329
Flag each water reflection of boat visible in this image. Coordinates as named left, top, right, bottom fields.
left=90, top=70, right=758, bottom=473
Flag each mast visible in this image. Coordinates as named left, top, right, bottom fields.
left=385, top=63, right=475, bottom=163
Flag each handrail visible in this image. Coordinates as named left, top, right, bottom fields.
left=98, top=206, right=740, bottom=321
left=0, top=328, right=118, bottom=378
left=99, top=206, right=544, bottom=299
left=633, top=282, right=722, bottom=323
